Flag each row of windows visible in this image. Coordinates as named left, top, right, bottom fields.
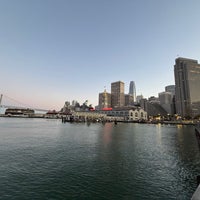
left=100, top=111, right=145, bottom=117
left=130, top=112, right=144, bottom=117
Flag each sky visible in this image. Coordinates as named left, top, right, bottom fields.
left=0, top=0, right=200, bottom=110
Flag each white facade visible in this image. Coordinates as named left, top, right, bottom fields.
left=99, top=108, right=147, bottom=121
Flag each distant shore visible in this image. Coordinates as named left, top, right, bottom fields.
left=0, top=114, right=198, bottom=126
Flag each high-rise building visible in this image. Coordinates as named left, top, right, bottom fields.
left=136, top=95, right=144, bottom=103
left=174, top=57, right=200, bottom=117
left=139, top=98, right=148, bottom=112
left=98, top=89, right=111, bottom=110
left=129, top=81, right=136, bottom=102
left=72, top=100, right=78, bottom=106
left=111, top=81, right=125, bottom=108
left=158, top=92, right=173, bottom=114
left=165, top=85, right=176, bottom=115
left=125, top=94, right=134, bottom=106
left=165, top=85, right=175, bottom=96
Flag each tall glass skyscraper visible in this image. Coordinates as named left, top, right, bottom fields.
left=174, top=57, right=200, bottom=118
left=129, top=81, right=136, bottom=102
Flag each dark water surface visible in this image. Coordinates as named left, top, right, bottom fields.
left=0, top=118, right=199, bottom=199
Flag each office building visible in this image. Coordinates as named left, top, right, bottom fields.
left=165, top=85, right=176, bottom=114
left=125, top=94, right=134, bottom=106
left=111, top=81, right=125, bottom=108
left=98, top=89, right=111, bottom=110
left=165, top=85, right=175, bottom=96
left=158, top=91, right=173, bottom=114
left=139, top=98, right=148, bottom=112
left=148, top=96, right=159, bottom=103
left=136, top=95, right=143, bottom=103
left=174, top=57, right=200, bottom=117
left=129, top=81, right=136, bottom=102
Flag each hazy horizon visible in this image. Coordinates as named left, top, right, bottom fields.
left=1, top=0, right=200, bottom=110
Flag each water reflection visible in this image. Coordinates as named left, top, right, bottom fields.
left=0, top=119, right=200, bottom=199
left=101, top=122, right=113, bottom=146
left=156, top=123, right=162, bottom=146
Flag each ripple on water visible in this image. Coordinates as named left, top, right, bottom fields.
left=0, top=120, right=199, bottom=199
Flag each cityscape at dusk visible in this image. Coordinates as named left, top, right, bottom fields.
left=1, top=1, right=200, bottom=110
left=1, top=1, right=200, bottom=199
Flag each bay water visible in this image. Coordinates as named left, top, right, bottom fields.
left=0, top=118, right=199, bottom=199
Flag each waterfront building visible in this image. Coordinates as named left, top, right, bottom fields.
left=98, top=89, right=111, bottom=110
left=158, top=91, right=173, bottom=114
left=111, top=81, right=125, bottom=108
left=174, top=57, right=200, bottom=118
left=99, top=107, right=147, bottom=121
left=129, top=81, right=136, bottom=103
left=46, top=110, right=60, bottom=118
left=5, top=108, right=35, bottom=116
left=72, top=111, right=107, bottom=121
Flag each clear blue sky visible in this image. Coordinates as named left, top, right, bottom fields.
left=0, top=0, right=200, bottom=110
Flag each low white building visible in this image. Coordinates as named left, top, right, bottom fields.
left=99, top=107, right=147, bottom=121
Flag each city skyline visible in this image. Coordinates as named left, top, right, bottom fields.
left=1, top=1, right=200, bottom=110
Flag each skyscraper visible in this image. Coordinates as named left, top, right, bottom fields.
left=129, top=81, right=136, bottom=102
left=111, top=81, right=125, bottom=108
left=124, top=94, right=134, bottom=106
left=165, top=85, right=176, bottom=115
left=165, top=85, right=175, bottom=96
left=174, top=57, right=200, bottom=118
left=158, top=91, right=173, bottom=114
left=136, top=95, right=143, bottom=103
left=98, top=89, right=111, bottom=110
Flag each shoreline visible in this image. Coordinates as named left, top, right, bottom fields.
left=0, top=114, right=197, bottom=125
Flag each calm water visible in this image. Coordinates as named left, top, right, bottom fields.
left=0, top=118, right=199, bottom=200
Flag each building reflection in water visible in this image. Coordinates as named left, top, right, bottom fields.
left=101, top=122, right=114, bottom=146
